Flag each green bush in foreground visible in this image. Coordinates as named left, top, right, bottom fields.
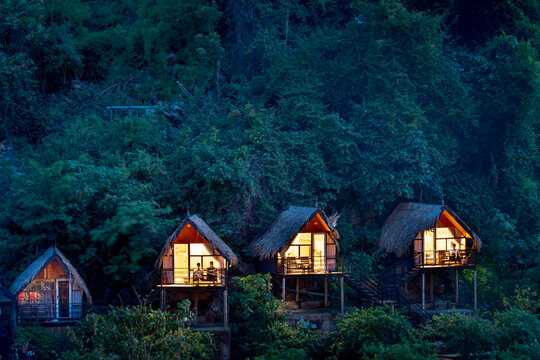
left=229, top=274, right=321, bottom=359
left=15, top=326, right=58, bottom=360
left=61, top=301, right=215, bottom=360
left=252, top=319, right=321, bottom=360
left=424, top=308, right=540, bottom=359
left=329, top=307, right=436, bottom=360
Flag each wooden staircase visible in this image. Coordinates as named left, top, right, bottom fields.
left=136, top=268, right=161, bottom=304
left=342, top=255, right=430, bottom=324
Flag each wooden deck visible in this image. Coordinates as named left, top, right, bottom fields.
left=157, top=282, right=225, bottom=288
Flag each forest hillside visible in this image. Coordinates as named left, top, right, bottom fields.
left=0, top=0, right=538, bottom=311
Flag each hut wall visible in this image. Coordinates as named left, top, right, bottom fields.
left=300, top=214, right=329, bottom=233
left=260, top=258, right=277, bottom=273
left=0, top=302, right=15, bottom=338
left=174, top=224, right=206, bottom=244
left=36, top=259, right=68, bottom=280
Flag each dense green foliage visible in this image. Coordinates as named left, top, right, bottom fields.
left=229, top=274, right=320, bottom=359
left=329, top=307, right=436, bottom=359
left=424, top=308, right=540, bottom=359
left=15, top=325, right=59, bottom=360
left=61, top=301, right=215, bottom=360
left=0, top=0, right=537, bottom=321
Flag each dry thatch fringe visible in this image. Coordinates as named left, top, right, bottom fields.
left=10, top=247, right=92, bottom=303
left=379, top=202, right=482, bottom=257
left=155, top=214, right=239, bottom=268
left=251, top=205, right=340, bottom=260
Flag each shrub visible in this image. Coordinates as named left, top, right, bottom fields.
left=252, top=319, right=321, bottom=360
left=60, top=301, right=214, bottom=360
left=329, top=306, right=436, bottom=360
left=423, top=313, right=496, bottom=358
left=15, top=326, right=58, bottom=360
left=229, top=274, right=283, bottom=357
left=492, top=308, right=540, bottom=358
left=424, top=308, right=540, bottom=359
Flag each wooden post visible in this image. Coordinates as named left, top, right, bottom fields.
left=324, top=276, right=328, bottom=308
left=455, top=268, right=459, bottom=305
left=473, top=270, right=477, bottom=312
left=430, top=271, right=434, bottom=303
left=340, top=276, right=344, bottom=313
left=296, top=277, right=300, bottom=302
left=421, top=272, right=425, bottom=310
left=160, top=287, right=166, bottom=311
left=194, top=289, right=198, bottom=320
left=282, top=277, right=286, bottom=312
left=224, top=288, right=228, bottom=329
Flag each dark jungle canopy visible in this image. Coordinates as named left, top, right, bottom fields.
left=0, top=0, right=537, bottom=314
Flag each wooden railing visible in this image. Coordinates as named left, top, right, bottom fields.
left=160, top=268, right=226, bottom=286
left=279, top=256, right=339, bottom=275
left=18, top=303, right=85, bottom=321
left=416, top=249, right=477, bottom=267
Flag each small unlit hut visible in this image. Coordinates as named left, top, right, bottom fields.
left=10, top=247, right=92, bottom=323
left=251, top=205, right=344, bottom=312
left=379, top=202, right=481, bottom=311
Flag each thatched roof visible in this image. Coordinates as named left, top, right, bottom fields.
left=156, top=215, right=239, bottom=267
left=251, top=205, right=340, bottom=259
left=9, top=247, right=92, bottom=303
left=379, top=202, right=482, bottom=257
left=0, top=285, right=15, bottom=302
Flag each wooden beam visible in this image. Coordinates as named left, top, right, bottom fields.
left=194, top=289, right=198, bottom=321
left=340, top=276, right=344, bottom=313
left=296, top=277, right=300, bottom=303
left=455, top=268, right=459, bottom=305
left=430, top=271, right=434, bottom=303
left=160, top=287, right=166, bottom=311
left=224, top=288, right=228, bottom=329
left=473, top=270, right=477, bottom=312
left=324, top=276, right=328, bottom=308
left=421, top=272, right=425, bottom=310
left=282, top=277, right=286, bottom=312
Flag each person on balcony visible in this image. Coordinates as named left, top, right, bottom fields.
left=207, top=261, right=217, bottom=282
left=193, top=263, right=203, bottom=282
left=449, top=243, right=460, bottom=263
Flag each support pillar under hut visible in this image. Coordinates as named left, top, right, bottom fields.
left=455, top=268, right=459, bottom=305
left=421, top=272, right=425, bottom=310
left=282, top=277, right=286, bottom=312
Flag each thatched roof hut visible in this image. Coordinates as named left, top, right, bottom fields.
left=379, top=202, right=482, bottom=257
left=251, top=205, right=340, bottom=260
left=156, top=214, right=239, bottom=267
left=9, top=247, right=92, bottom=303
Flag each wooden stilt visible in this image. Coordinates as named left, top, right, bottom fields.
left=455, top=268, right=459, bottom=305
left=430, top=271, right=434, bottom=303
left=224, top=288, right=228, bottom=329
left=340, top=276, right=344, bottom=313
left=194, top=290, right=198, bottom=320
left=282, top=277, right=286, bottom=312
left=324, top=276, right=328, bottom=308
left=473, top=270, right=477, bottom=312
left=421, top=272, right=425, bottom=310
left=296, top=277, right=300, bottom=302
left=160, top=287, right=166, bottom=311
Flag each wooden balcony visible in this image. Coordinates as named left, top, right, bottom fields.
left=278, top=256, right=342, bottom=276
left=159, top=268, right=227, bottom=287
left=415, top=250, right=477, bottom=268
left=18, top=303, right=85, bottom=322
